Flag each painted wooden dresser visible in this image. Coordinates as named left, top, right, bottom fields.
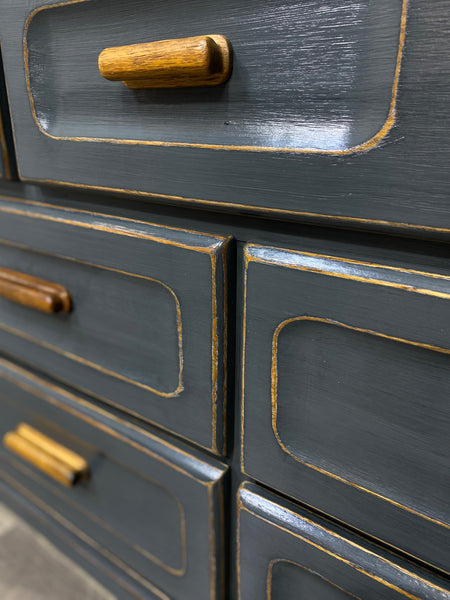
left=0, top=1, right=449, bottom=598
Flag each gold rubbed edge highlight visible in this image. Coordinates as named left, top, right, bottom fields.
left=17, top=176, right=450, bottom=236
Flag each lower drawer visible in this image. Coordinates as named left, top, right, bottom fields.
left=238, top=483, right=450, bottom=600
left=0, top=358, right=227, bottom=600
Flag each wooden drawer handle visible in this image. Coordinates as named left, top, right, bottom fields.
left=3, top=423, right=89, bottom=488
left=0, top=268, right=71, bottom=313
left=98, top=34, right=232, bottom=89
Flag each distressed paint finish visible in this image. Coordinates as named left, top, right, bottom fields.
left=0, top=0, right=448, bottom=597
left=0, top=197, right=229, bottom=454
left=242, top=243, right=450, bottom=574
left=0, top=358, right=227, bottom=600
left=238, top=483, right=450, bottom=600
left=1, top=1, right=450, bottom=232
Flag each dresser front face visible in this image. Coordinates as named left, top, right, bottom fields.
left=0, top=2, right=449, bottom=599
left=1, top=0, right=450, bottom=232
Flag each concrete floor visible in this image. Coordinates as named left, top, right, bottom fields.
left=0, top=502, right=116, bottom=600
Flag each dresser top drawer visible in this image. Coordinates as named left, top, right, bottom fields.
left=0, top=197, right=230, bottom=454
left=1, top=1, right=450, bottom=234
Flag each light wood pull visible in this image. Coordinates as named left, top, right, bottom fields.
left=98, top=35, right=232, bottom=89
left=0, top=268, right=71, bottom=313
left=3, top=423, right=89, bottom=487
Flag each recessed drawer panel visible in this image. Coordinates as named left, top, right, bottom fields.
left=0, top=358, right=227, bottom=600
left=242, top=243, right=450, bottom=572
left=24, top=0, right=402, bottom=152
left=2, top=1, right=450, bottom=232
left=238, top=483, right=450, bottom=600
left=0, top=197, right=229, bottom=454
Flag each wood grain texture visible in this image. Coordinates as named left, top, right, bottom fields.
left=0, top=267, right=71, bottom=313
left=0, top=358, right=227, bottom=600
left=15, top=423, right=89, bottom=477
left=99, top=35, right=232, bottom=89
left=3, top=431, right=81, bottom=488
left=238, top=483, right=450, bottom=600
left=242, top=243, right=450, bottom=575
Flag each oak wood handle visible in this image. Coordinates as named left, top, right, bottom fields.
left=98, top=35, right=232, bottom=89
left=3, top=424, right=89, bottom=488
left=0, top=268, right=71, bottom=313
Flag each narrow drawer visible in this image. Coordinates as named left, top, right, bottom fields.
left=242, top=243, right=450, bottom=573
left=238, top=483, right=450, bottom=600
left=0, top=197, right=229, bottom=454
left=2, top=2, right=450, bottom=232
left=0, top=358, right=227, bottom=600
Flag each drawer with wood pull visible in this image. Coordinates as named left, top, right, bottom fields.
left=0, top=357, right=227, bottom=600
left=2, top=1, right=450, bottom=234
left=241, top=243, right=450, bottom=574
left=0, top=196, right=229, bottom=455
left=238, top=483, right=450, bottom=600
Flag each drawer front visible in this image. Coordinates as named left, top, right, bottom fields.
left=0, top=358, right=227, bottom=600
left=0, top=197, right=229, bottom=454
left=238, top=483, right=450, bottom=600
left=242, top=243, right=450, bottom=573
left=1, top=1, right=450, bottom=232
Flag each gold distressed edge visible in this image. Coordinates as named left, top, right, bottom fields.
left=240, top=249, right=450, bottom=531
left=3, top=450, right=187, bottom=576
left=0, top=470, right=169, bottom=600
left=0, top=192, right=228, bottom=244
left=266, top=558, right=362, bottom=600
left=245, top=244, right=450, bottom=282
left=0, top=203, right=230, bottom=455
left=271, top=317, right=450, bottom=530
left=244, top=249, right=450, bottom=300
left=237, top=483, right=450, bottom=600
left=0, top=199, right=224, bottom=253
left=0, top=357, right=226, bottom=484
left=0, top=237, right=184, bottom=398
left=220, top=239, right=231, bottom=456
left=24, top=0, right=409, bottom=156
left=211, top=253, right=219, bottom=455
left=17, top=174, right=450, bottom=235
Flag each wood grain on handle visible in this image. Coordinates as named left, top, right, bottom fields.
left=3, top=423, right=89, bottom=487
left=98, top=35, right=232, bottom=88
left=0, top=268, right=71, bottom=313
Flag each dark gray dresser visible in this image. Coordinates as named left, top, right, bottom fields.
left=0, top=1, right=449, bottom=599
